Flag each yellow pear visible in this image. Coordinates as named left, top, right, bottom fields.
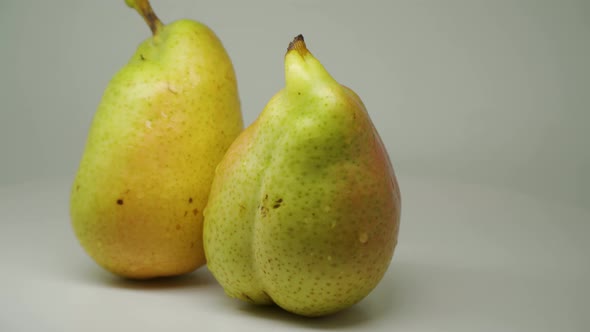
left=203, top=35, right=401, bottom=316
left=70, top=0, right=243, bottom=279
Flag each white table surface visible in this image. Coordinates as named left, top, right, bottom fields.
left=1, top=175, right=588, bottom=331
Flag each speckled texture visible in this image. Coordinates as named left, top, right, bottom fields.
left=70, top=19, right=243, bottom=279
left=203, top=40, right=401, bottom=317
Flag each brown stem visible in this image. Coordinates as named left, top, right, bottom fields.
left=126, top=0, right=164, bottom=36
left=287, top=34, right=310, bottom=56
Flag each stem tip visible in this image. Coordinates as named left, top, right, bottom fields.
left=287, top=34, right=309, bottom=56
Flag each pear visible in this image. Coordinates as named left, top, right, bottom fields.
left=203, top=35, right=401, bottom=317
left=70, top=0, right=243, bottom=279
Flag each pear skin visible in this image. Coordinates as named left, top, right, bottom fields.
left=203, top=35, right=401, bottom=316
left=70, top=0, right=243, bottom=279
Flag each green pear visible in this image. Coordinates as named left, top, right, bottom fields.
left=203, top=35, right=401, bottom=317
left=70, top=0, right=243, bottom=279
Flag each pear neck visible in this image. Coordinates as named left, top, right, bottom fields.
left=284, top=51, right=336, bottom=93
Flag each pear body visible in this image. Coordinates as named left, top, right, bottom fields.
left=70, top=20, right=243, bottom=279
left=203, top=39, right=400, bottom=316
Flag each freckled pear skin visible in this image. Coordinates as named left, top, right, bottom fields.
left=203, top=35, right=401, bottom=317
left=69, top=0, right=243, bottom=279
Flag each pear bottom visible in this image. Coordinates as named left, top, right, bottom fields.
left=71, top=179, right=209, bottom=280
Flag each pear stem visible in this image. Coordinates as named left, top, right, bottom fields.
left=287, top=34, right=310, bottom=56
left=126, top=0, right=164, bottom=36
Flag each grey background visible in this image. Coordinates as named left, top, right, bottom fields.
left=1, top=1, right=589, bottom=331
left=1, top=0, right=589, bottom=207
